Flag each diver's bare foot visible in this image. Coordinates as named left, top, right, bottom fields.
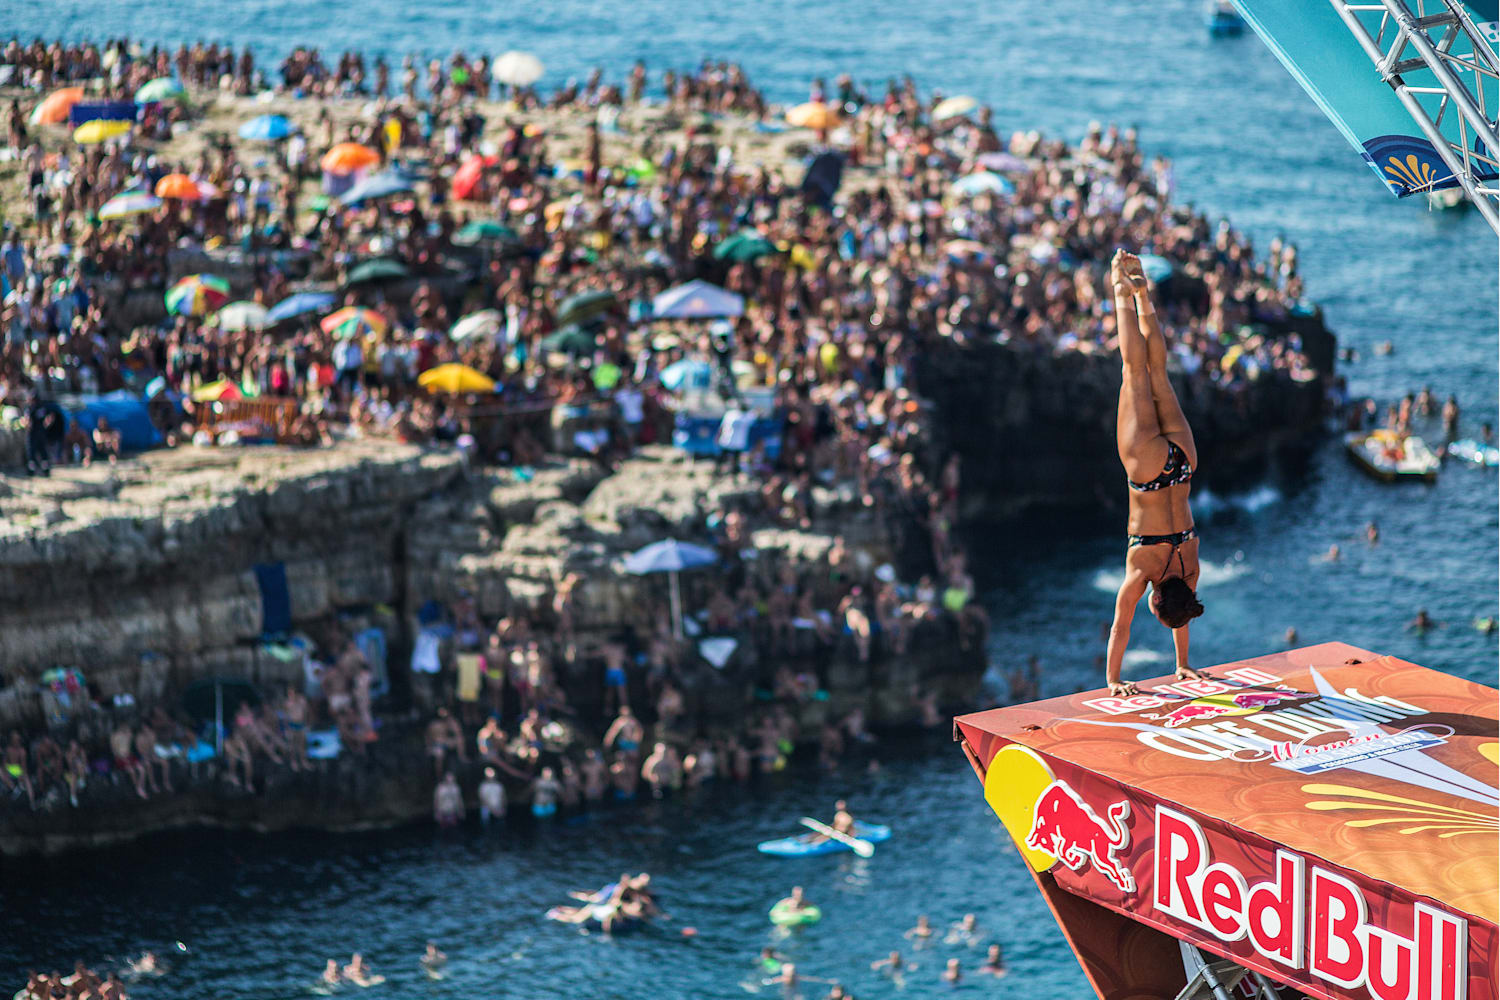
left=1108, top=681, right=1140, bottom=697
left=1174, top=666, right=1207, bottom=682
left=1117, top=252, right=1148, bottom=292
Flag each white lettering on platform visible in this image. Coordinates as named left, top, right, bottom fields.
left=1152, top=807, right=1468, bottom=1000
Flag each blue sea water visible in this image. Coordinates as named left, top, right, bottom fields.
left=2, top=1, right=1496, bottom=997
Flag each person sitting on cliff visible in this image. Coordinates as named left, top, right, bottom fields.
left=1104, top=250, right=1207, bottom=697
left=222, top=728, right=254, bottom=789
left=108, top=724, right=146, bottom=801
left=282, top=686, right=309, bottom=772
left=134, top=722, right=172, bottom=795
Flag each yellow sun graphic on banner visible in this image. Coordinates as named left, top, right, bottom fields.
left=983, top=744, right=1057, bottom=872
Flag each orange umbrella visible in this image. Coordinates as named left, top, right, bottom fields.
left=320, top=142, right=381, bottom=174
left=30, top=87, right=85, bottom=126
left=155, top=173, right=209, bottom=200
left=786, top=102, right=840, bottom=131
left=452, top=154, right=498, bottom=201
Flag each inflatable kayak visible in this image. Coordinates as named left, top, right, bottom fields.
left=757, top=821, right=891, bottom=857
left=1448, top=439, right=1499, bottom=467
left=769, top=902, right=822, bottom=926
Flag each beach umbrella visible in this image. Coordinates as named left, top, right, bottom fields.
left=30, top=87, right=84, bottom=126
left=556, top=289, right=618, bottom=327
left=320, top=142, right=380, bottom=174
left=135, top=77, right=185, bottom=104
left=493, top=51, right=544, bottom=87
left=154, top=173, right=211, bottom=200
left=98, top=191, right=161, bottom=220
left=785, top=101, right=840, bottom=131
left=624, top=539, right=717, bottom=639
left=345, top=258, right=410, bottom=286
left=976, top=151, right=1028, bottom=173
left=210, top=301, right=270, bottom=331
left=190, top=378, right=242, bottom=403
left=713, top=229, right=780, bottom=263
left=651, top=279, right=744, bottom=320
left=659, top=358, right=713, bottom=392
left=320, top=306, right=388, bottom=339
left=952, top=171, right=1015, bottom=198
left=944, top=239, right=994, bottom=263
left=452, top=154, right=498, bottom=201
left=450, top=309, right=503, bottom=341
left=540, top=324, right=597, bottom=355
left=453, top=219, right=520, bottom=247
left=340, top=169, right=415, bottom=206
left=73, top=120, right=132, bottom=145
left=1137, top=254, right=1175, bottom=284
left=238, top=114, right=295, bottom=141
left=165, top=274, right=231, bottom=316
left=266, top=291, right=336, bottom=323
left=932, top=95, right=979, bottom=121
left=418, top=363, right=495, bottom=395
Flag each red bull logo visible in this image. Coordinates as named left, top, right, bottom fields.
left=1147, top=702, right=1238, bottom=727
left=1143, top=688, right=1304, bottom=727
left=1025, top=780, right=1136, bottom=893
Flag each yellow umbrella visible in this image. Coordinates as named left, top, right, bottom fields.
left=932, top=95, right=979, bottom=121
left=418, top=363, right=495, bottom=395
left=785, top=102, right=840, bottom=131
left=73, top=119, right=132, bottom=145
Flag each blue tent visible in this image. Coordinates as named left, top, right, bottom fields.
left=340, top=170, right=416, bottom=206
left=65, top=391, right=165, bottom=452
left=239, top=114, right=296, bottom=141
left=266, top=291, right=336, bottom=324
left=651, top=280, right=744, bottom=320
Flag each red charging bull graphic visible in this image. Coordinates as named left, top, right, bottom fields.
left=1147, top=702, right=1237, bottom=727
left=1025, top=780, right=1137, bottom=894
left=1143, top=688, right=1302, bottom=727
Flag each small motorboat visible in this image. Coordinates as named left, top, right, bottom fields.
left=1206, top=0, right=1247, bottom=36
left=1345, top=430, right=1440, bottom=482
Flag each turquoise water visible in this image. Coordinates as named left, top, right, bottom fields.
left=3, top=1, right=1496, bottom=997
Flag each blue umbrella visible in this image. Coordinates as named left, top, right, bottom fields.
left=952, top=171, right=1015, bottom=197
left=651, top=279, right=744, bottom=320
left=239, top=114, right=295, bottom=141
left=340, top=169, right=415, bottom=206
left=1138, top=253, right=1175, bottom=284
left=625, top=539, right=717, bottom=638
left=266, top=291, right=337, bottom=324
left=659, top=358, right=713, bottom=392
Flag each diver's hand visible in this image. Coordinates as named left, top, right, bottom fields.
left=1108, top=680, right=1140, bottom=697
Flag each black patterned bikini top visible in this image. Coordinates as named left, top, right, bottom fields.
left=1127, top=440, right=1194, bottom=493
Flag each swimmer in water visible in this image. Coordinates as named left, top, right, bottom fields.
left=420, top=942, right=446, bottom=974
left=1366, top=521, right=1380, bottom=545
left=1106, top=250, right=1206, bottom=696
left=979, top=943, right=1007, bottom=977
left=870, top=950, right=905, bottom=973
left=776, top=885, right=813, bottom=913
left=128, top=952, right=162, bottom=976
left=945, top=913, right=980, bottom=945
left=1409, top=609, right=1439, bottom=633
left=942, top=957, right=963, bottom=985
left=905, top=914, right=934, bottom=941
left=343, top=954, right=375, bottom=987
left=1323, top=543, right=1340, bottom=562
left=756, top=946, right=788, bottom=973
left=321, top=960, right=342, bottom=987
left=1284, top=627, right=1298, bottom=646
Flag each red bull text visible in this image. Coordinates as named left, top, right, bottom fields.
left=1025, top=780, right=1136, bottom=893
left=1155, top=806, right=1469, bottom=1000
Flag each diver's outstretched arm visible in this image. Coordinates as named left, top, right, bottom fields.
left=1105, top=570, right=1149, bottom=696
left=1171, top=622, right=1204, bottom=681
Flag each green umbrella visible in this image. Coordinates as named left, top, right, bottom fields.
left=346, top=258, right=410, bottom=285
left=307, top=194, right=332, bottom=212
left=453, top=220, right=521, bottom=246
left=135, top=77, right=186, bottom=103
left=540, top=324, right=598, bottom=355
left=713, top=229, right=780, bottom=263
left=555, top=289, right=617, bottom=327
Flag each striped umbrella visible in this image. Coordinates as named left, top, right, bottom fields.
left=165, top=274, right=231, bottom=316
left=99, top=192, right=161, bottom=220
left=210, top=301, right=270, bottom=331
left=73, top=120, right=133, bottom=145
left=135, top=77, right=185, bottom=104
left=320, top=306, right=388, bottom=340
left=30, top=87, right=84, bottom=126
left=190, top=378, right=242, bottom=403
left=450, top=309, right=502, bottom=341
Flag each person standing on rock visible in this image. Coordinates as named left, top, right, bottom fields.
left=1105, top=250, right=1207, bottom=697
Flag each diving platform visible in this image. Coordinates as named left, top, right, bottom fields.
left=955, top=642, right=1497, bottom=1000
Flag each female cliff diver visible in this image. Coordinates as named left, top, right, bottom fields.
left=1106, top=249, right=1206, bottom=697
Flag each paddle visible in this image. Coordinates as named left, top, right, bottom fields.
left=799, top=816, right=874, bottom=857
